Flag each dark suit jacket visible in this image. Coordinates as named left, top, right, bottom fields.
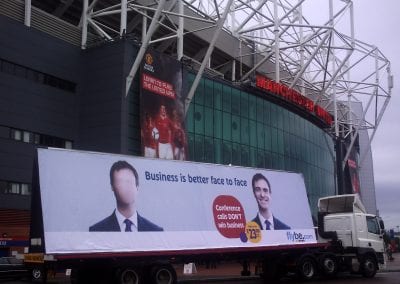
left=89, top=211, right=163, bottom=232
left=252, top=214, right=290, bottom=230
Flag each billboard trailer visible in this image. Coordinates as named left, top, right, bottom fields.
left=24, top=148, right=385, bottom=283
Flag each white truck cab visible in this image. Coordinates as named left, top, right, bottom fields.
left=323, top=213, right=384, bottom=253
left=317, top=194, right=385, bottom=277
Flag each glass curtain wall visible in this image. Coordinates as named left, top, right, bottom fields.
left=185, top=74, right=336, bottom=216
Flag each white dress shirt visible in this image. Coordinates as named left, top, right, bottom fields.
left=115, top=209, right=138, bottom=232
left=258, top=212, right=275, bottom=230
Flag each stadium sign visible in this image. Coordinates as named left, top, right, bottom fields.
left=256, top=74, right=333, bottom=126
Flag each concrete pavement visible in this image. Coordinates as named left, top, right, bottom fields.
left=383, top=252, right=400, bottom=272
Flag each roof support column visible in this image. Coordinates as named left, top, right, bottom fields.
left=330, top=0, right=339, bottom=138
left=126, top=0, right=167, bottom=96
left=120, top=0, right=127, bottom=36
left=359, top=63, right=392, bottom=168
left=298, top=1, right=305, bottom=95
left=184, top=0, right=234, bottom=114
left=232, top=60, right=236, bottom=81
left=24, top=0, right=31, bottom=27
left=142, top=11, right=147, bottom=42
left=274, top=0, right=280, bottom=82
left=342, top=49, right=378, bottom=171
left=347, top=1, right=355, bottom=139
left=81, top=0, right=88, bottom=49
left=177, top=0, right=184, bottom=61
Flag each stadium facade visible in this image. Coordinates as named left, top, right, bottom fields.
left=0, top=0, right=392, bottom=256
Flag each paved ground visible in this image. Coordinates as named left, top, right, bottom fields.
left=383, top=252, right=400, bottom=272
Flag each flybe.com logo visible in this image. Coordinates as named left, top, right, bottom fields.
left=286, top=231, right=314, bottom=242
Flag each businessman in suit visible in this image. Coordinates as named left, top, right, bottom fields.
left=89, top=160, right=163, bottom=232
left=251, top=173, right=290, bottom=230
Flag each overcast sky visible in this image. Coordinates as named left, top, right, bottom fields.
left=351, top=0, right=400, bottom=230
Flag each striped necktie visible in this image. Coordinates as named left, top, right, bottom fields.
left=265, top=220, right=271, bottom=230
left=124, top=219, right=133, bottom=232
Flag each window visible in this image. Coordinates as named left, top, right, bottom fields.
left=23, top=131, right=31, bottom=143
left=194, top=79, right=204, bottom=105
left=34, top=134, right=40, bottom=144
left=65, top=141, right=73, bottom=149
left=222, top=85, right=231, bottom=112
left=0, top=57, right=76, bottom=93
left=10, top=183, right=20, bottom=194
left=204, top=107, right=213, bottom=137
left=11, top=129, right=22, bottom=141
left=231, top=89, right=240, bottom=115
left=213, top=110, right=222, bottom=139
left=213, top=82, right=223, bottom=110
left=9, top=127, right=73, bottom=149
left=232, top=115, right=240, bottom=143
left=0, top=181, right=7, bottom=194
left=194, top=104, right=204, bottom=135
left=222, top=112, right=231, bottom=141
left=0, top=181, right=31, bottom=196
left=204, top=79, right=214, bottom=108
left=21, top=184, right=31, bottom=195
left=367, top=216, right=380, bottom=235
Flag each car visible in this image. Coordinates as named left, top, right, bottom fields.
left=0, top=257, right=30, bottom=280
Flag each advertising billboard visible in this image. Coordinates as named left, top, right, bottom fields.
left=37, top=148, right=315, bottom=254
left=140, top=49, right=188, bottom=160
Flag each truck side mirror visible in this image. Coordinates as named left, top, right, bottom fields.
left=379, top=219, right=385, bottom=230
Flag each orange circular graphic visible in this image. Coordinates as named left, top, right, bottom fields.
left=245, top=221, right=262, bottom=243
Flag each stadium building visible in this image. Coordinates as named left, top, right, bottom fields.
left=0, top=0, right=392, bottom=256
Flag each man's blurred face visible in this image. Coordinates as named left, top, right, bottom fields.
left=253, top=179, right=271, bottom=211
left=112, top=169, right=138, bottom=207
left=160, top=105, right=166, bottom=116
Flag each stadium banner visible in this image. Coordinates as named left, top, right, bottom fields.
left=37, top=148, right=316, bottom=254
left=347, top=148, right=360, bottom=194
left=140, top=49, right=188, bottom=160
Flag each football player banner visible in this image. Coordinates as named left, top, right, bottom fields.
left=347, top=148, right=360, bottom=194
left=140, top=49, right=188, bottom=161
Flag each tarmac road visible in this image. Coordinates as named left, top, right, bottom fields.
left=1, top=272, right=400, bottom=284
left=179, top=272, right=400, bottom=284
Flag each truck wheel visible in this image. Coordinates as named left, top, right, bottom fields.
left=117, top=267, right=141, bottom=284
left=296, top=256, right=317, bottom=281
left=361, top=256, right=377, bottom=278
left=319, top=254, right=338, bottom=278
left=31, top=268, right=42, bottom=282
left=150, top=264, right=177, bottom=284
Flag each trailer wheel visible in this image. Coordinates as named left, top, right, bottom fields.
left=149, top=264, right=177, bottom=284
left=319, top=254, right=338, bottom=278
left=296, top=256, right=317, bottom=281
left=361, top=256, right=377, bottom=278
left=117, top=267, right=141, bottom=284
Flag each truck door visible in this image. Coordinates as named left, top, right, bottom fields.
left=366, top=216, right=384, bottom=253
